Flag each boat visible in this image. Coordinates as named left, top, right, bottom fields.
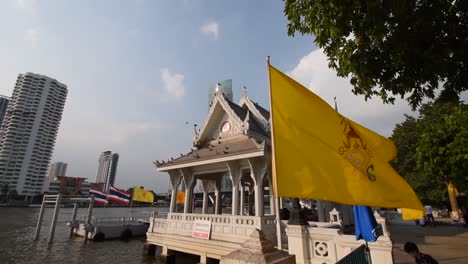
left=72, top=211, right=165, bottom=241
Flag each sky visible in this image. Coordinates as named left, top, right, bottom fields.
left=0, top=0, right=437, bottom=193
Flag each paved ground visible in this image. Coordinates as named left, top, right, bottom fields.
left=390, top=222, right=468, bottom=263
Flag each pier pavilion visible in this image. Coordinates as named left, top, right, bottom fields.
left=147, top=88, right=279, bottom=262
left=146, top=85, right=394, bottom=264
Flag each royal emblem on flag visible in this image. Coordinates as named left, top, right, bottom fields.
left=338, top=116, right=376, bottom=181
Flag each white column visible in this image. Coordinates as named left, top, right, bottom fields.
left=232, top=183, right=239, bottom=215
left=181, top=169, right=194, bottom=214
left=168, top=170, right=181, bottom=213
left=248, top=158, right=266, bottom=217
left=227, top=161, right=241, bottom=215
left=170, top=188, right=177, bottom=213
left=215, top=179, right=222, bottom=215
left=201, top=180, right=210, bottom=214
left=239, top=181, right=245, bottom=216
left=254, top=177, right=264, bottom=217
left=269, top=180, right=275, bottom=215
left=286, top=225, right=311, bottom=264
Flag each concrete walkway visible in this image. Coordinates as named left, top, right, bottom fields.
left=390, top=223, right=468, bottom=263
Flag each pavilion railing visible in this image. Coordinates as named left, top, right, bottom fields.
left=148, top=212, right=277, bottom=244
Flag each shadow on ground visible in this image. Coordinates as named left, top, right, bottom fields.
left=390, top=223, right=468, bottom=264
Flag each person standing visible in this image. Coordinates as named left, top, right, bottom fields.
left=404, top=242, right=438, bottom=264
left=424, top=205, right=435, bottom=227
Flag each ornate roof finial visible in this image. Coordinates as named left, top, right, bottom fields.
left=242, top=86, right=248, bottom=97
left=193, top=124, right=199, bottom=146
left=334, top=96, right=339, bottom=112
left=216, top=82, right=221, bottom=93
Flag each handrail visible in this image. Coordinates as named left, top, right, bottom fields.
left=336, top=244, right=371, bottom=264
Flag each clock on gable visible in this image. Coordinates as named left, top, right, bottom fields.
left=220, top=121, right=231, bottom=135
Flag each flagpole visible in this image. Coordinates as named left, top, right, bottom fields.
left=266, top=56, right=283, bottom=250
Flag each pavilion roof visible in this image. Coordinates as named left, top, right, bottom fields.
left=252, top=101, right=270, bottom=120
left=155, top=136, right=265, bottom=170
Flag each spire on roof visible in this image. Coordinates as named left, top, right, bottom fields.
left=334, top=96, right=338, bottom=112
left=242, top=86, right=248, bottom=97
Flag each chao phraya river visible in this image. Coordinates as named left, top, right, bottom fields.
left=0, top=207, right=180, bottom=264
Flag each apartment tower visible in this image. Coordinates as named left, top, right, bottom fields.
left=47, top=161, right=68, bottom=181
left=95, top=151, right=119, bottom=192
left=0, top=95, right=9, bottom=129
left=0, top=73, right=67, bottom=196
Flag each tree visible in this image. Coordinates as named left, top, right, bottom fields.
left=391, top=95, right=468, bottom=205
left=284, top=0, right=468, bottom=109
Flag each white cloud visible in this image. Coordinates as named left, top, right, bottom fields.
left=24, top=28, right=39, bottom=47
left=288, top=48, right=414, bottom=137
left=200, top=22, right=219, bottom=40
left=16, top=0, right=36, bottom=11
left=161, top=68, right=185, bottom=98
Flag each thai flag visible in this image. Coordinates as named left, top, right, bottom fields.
left=108, top=186, right=131, bottom=205
left=89, top=188, right=108, bottom=205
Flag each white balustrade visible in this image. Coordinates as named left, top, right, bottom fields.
left=148, top=212, right=277, bottom=244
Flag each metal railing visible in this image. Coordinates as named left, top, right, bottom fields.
left=336, top=245, right=371, bottom=264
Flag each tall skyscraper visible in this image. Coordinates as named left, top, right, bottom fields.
left=0, top=73, right=67, bottom=196
left=95, top=151, right=119, bottom=192
left=47, top=161, right=68, bottom=181
left=0, top=95, right=9, bottom=129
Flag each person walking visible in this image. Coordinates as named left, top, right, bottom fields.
left=404, top=242, right=438, bottom=264
left=424, top=205, right=435, bottom=227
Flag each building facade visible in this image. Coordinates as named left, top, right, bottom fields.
left=95, top=151, right=119, bottom=192
left=0, top=95, right=9, bottom=129
left=47, top=161, right=68, bottom=181
left=0, top=73, right=67, bottom=196
left=45, top=176, right=89, bottom=195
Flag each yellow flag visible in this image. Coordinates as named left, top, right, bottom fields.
left=448, top=183, right=459, bottom=196
left=132, top=187, right=154, bottom=203
left=447, top=182, right=459, bottom=216
left=176, top=192, right=186, bottom=204
left=269, top=65, right=424, bottom=220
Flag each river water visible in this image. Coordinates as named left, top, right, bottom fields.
left=0, top=207, right=179, bottom=264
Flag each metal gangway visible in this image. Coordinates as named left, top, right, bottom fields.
left=33, top=194, right=95, bottom=243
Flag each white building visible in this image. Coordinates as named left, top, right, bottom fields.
left=95, top=151, right=119, bottom=192
left=0, top=73, right=67, bottom=196
left=47, top=161, right=68, bottom=181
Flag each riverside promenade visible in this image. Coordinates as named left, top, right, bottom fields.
left=391, top=221, right=468, bottom=263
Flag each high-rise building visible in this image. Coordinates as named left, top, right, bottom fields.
left=0, top=73, right=67, bottom=196
left=47, top=161, right=68, bottom=181
left=0, top=95, right=9, bottom=129
left=95, top=151, right=119, bottom=192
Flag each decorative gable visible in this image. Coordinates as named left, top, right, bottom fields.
left=193, top=88, right=271, bottom=149
left=239, top=89, right=270, bottom=133
left=194, top=92, right=245, bottom=147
